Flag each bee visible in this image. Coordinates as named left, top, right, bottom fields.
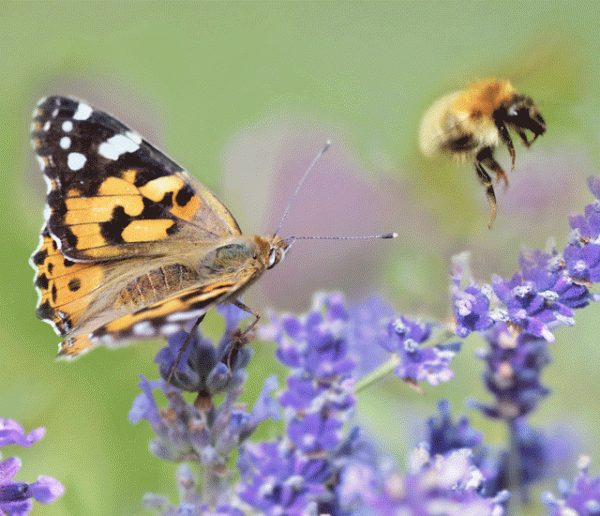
left=419, top=79, right=546, bottom=228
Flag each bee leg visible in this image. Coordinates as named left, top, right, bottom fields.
left=474, top=160, right=497, bottom=229
left=476, top=147, right=509, bottom=190
left=495, top=121, right=516, bottom=169
left=514, top=127, right=532, bottom=147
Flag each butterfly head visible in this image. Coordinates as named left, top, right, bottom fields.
left=266, top=235, right=293, bottom=270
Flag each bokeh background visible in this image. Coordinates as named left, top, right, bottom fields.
left=2, top=2, right=600, bottom=515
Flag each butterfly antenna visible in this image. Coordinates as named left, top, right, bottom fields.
left=273, top=140, right=331, bottom=237
left=291, top=233, right=398, bottom=241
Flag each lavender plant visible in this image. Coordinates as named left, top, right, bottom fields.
left=131, top=177, right=600, bottom=515
left=0, top=418, right=64, bottom=515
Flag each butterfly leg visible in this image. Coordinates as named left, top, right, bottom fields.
left=225, top=299, right=261, bottom=370
left=474, top=159, right=497, bottom=229
left=166, top=314, right=206, bottom=386
left=231, top=299, right=261, bottom=334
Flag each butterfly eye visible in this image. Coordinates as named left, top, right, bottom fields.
left=267, top=248, right=280, bottom=269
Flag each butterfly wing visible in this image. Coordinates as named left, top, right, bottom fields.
left=31, top=96, right=241, bottom=260
left=58, top=270, right=255, bottom=358
left=30, top=96, right=249, bottom=355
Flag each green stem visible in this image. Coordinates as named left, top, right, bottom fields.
left=354, top=355, right=400, bottom=393
left=506, top=417, right=522, bottom=513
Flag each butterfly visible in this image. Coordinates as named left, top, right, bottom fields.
left=30, top=96, right=291, bottom=358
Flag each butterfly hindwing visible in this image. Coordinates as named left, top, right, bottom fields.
left=31, top=225, right=105, bottom=336
left=58, top=273, right=249, bottom=358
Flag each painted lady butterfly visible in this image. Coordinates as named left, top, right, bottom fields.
left=30, top=96, right=290, bottom=358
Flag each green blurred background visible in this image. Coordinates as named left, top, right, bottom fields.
left=2, top=2, right=600, bottom=514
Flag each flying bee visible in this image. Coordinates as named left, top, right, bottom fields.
left=418, top=79, right=546, bottom=228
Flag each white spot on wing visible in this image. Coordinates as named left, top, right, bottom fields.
left=59, top=312, right=72, bottom=333
left=60, top=137, right=71, bottom=149
left=43, top=175, right=53, bottom=194
left=36, top=155, right=46, bottom=171
left=43, top=121, right=51, bottom=132
left=160, top=323, right=181, bottom=335
left=167, top=309, right=206, bottom=322
left=30, top=231, right=48, bottom=307
left=133, top=321, right=154, bottom=337
left=62, top=121, right=73, bottom=132
left=98, top=133, right=140, bottom=160
left=98, top=334, right=117, bottom=346
left=67, top=152, right=86, bottom=171
left=73, top=102, right=93, bottom=121
left=49, top=229, right=63, bottom=252
left=98, top=142, right=119, bottom=160
left=126, top=131, right=142, bottom=145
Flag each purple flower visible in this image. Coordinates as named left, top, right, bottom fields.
left=0, top=419, right=64, bottom=515
left=492, top=272, right=574, bottom=342
left=384, top=317, right=461, bottom=385
left=260, top=293, right=357, bottom=416
left=266, top=293, right=356, bottom=378
left=241, top=293, right=368, bottom=515
left=451, top=257, right=495, bottom=338
left=287, top=413, right=344, bottom=454
left=278, top=375, right=321, bottom=411
left=154, top=304, right=252, bottom=399
left=427, top=401, right=483, bottom=456
left=519, top=248, right=589, bottom=311
left=471, top=326, right=550, bottom=420
left=132, top=301, right=282, bottom=514
left=238, top=442, right=330, bottom=516
left=133, top=370, right=279, bottom=513
left=129, top=377, right=167, bottom=436
left=130, top=374, right=279, bottom=466
left=478, top=419, right=560, bottom=501
left=338, top=445, right=507, bottom=516
left=567, top=176, right=600, bottom=239
left=564, top=240, right=600, bottom=283
left=0, top=420, right=45, bottom=448
left=543, top=455, right=600, bottom=516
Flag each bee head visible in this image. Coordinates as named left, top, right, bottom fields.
left=503, top=95, right=547, bottom=138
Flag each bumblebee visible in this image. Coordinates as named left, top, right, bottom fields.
left=419, top=79, right=546, bottom=228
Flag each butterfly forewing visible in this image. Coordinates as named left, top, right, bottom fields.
left=31, top=96, right=241, bottom=261
left=30, top=96, right=276, bottom=358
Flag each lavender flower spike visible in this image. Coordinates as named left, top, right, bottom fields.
left=543, top=455, right=600, bottom=516
left=0, top=418, right=64, bottom=515
left=339, top=444, right=507, bottom=516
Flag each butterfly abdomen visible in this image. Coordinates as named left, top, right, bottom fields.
left=115, top=263, right=198, bottom=308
